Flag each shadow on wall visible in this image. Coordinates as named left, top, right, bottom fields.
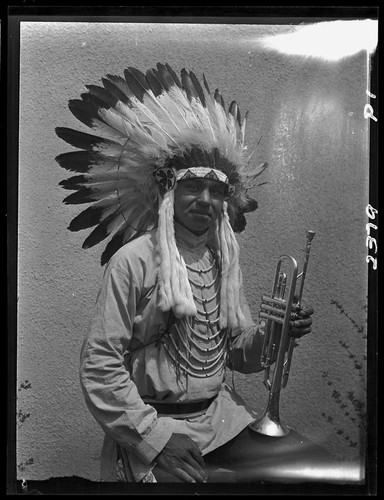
left=320, top=299, right=367, bottom=458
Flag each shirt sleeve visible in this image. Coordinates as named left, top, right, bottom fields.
left=79, top=256, right=175, bottom=465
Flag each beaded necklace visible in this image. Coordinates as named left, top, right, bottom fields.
left=160, top=246, right=229, bottom=379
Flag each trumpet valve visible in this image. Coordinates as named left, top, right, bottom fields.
left=260, top=297, right=287, bottom=324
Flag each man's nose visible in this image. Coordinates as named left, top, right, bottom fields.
left=197, top=188, right=212, bottom=204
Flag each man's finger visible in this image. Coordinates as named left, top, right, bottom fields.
left=184, top=454, right=207, bottom=482
left=298, top=306, right=314, bottom=318
left=293, top=317, right=312, bottom=327
left=172, top=459, right=207, bottom=483
left=173, top=466, right=197, bottom=483
left=190, top=446, right=206, bottom=470
left=291, top=326, right=312, bottom=338
left=182, top=459, right=208, bottom=482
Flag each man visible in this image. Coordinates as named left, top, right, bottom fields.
left=56, top=63, right=314, bottom=483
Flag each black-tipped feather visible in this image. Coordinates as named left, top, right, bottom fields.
left=232, top=196, right=259, bottom=233
left=55, top=151, right=105, bottom=173
left=180, top=68, right=200, bottom=103
left=59, top=175, right=87, bottom=190
left=214, top=89, right=225, bottom=110
left=55, top=127, right=115, bottom=151
left=68, top=99, right=103, bottom=129
left=101, top=229, right=127, bottom=265
left=101, top=77, right=132, bottom=105
left=156, top=63, right=184, bottom=93
left=243, top=197, right=258, bottom=213
left=82, top=212, right=121, bottom=249
left=233, top=213, right=246, bottom=233
left=202, top=74, right=211, bottom=95
left=84, top=84, right=120, bottom=109
left=188, top=71, right=206, bottom=107
left=62, top=187, right=97, bottom=205
left=154, top=64, right=173, bottom=92
left=229, top=101, right=241, bottom=127
left=68, top=205, right=105, bottom=231
left=145, top=68, right=164, bottom=97
left=104, top=74, right=133, bottom=101
left=68, top=197, right=122, bottom=231
left=124, top=67, right=150, bottom=102
left=163, top=63, right=182, bottom=88
left=80, top=91, right=115, bottom=113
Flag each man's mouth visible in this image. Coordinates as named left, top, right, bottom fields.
left=192, top=210, right=211, bottom=218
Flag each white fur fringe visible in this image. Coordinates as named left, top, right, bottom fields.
left=157, top=193, right=246, bottom=328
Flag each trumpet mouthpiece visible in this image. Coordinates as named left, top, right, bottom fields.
left=306, top=230, right=316, bottom=241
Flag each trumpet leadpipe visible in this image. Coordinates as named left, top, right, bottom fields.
left=297, top=230, right=316, bottom=304
left=281, top=340, right=296, bottom=388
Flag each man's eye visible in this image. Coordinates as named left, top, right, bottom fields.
left=186, top=182, right=200, bottom=192
left=211, top=187, right=225, bottom=197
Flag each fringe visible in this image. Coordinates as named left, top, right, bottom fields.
left=219, top=201, right=247, bottom=329
left=157, top=195, right=246, bottom=329
left=157, top=190, right=197, bottom=318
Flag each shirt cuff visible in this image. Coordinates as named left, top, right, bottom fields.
left=134, top=416, right=175, bottom=465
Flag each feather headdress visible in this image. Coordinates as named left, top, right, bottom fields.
left=56, top=63, right=267, bottom=327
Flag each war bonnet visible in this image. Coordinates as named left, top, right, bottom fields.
left=56, top=63, right=267, bottom=328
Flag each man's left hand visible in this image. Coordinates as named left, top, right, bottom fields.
left=289, top=305, right=314, bottom=338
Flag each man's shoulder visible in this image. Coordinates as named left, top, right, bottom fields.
left=109, top=230, right=158, bottom=266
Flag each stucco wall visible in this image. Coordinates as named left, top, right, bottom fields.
left=16, top=21, right=371, bottom=482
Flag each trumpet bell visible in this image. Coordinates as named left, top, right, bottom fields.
left=249, top=411, right=289, bottom=437
left=249, top=390, right=290, bottom=436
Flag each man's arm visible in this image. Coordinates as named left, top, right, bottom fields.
left=80, top=260, right=175, bottom=468
left=80, top=257, right=207, bottom=482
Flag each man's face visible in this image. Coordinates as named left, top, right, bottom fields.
left=174, top=178, right=226, bottom=235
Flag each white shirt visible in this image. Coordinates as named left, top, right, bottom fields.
left=80, top=224, right=266, bottom=481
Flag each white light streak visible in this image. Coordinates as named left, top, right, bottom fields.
left=259, top=20, right=378, bottom=61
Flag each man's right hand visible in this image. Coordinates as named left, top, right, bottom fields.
left=154, top=433, right=208, bottom=483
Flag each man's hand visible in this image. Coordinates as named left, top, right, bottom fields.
left=155, top=433, right=208, bottom=483
left=289, top=304, right=314, bottom=338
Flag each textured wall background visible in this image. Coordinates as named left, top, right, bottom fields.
left=16, top=21, right=372, bottom=482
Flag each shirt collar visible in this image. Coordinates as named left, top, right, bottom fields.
left=174, top=221, right=209, bottom=251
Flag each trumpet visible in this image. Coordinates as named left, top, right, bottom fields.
left=249, top=230, right=316, bottom=437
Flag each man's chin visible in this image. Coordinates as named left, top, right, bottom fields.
left=187, top=224, right=210, bottom=236
left=175, top=218, right=211, bottom=236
